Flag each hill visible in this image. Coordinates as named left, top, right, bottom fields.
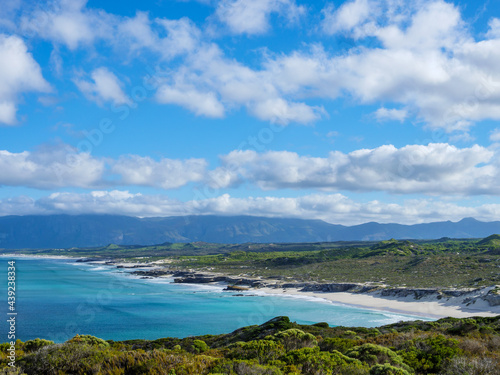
left=2, top=214, right=500, bottom=249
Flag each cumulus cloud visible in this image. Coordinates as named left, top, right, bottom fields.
left=74, top=67, right=131, bottom=106
left=0, top=145, right=105, bottom=189
left=212, top=144, right=497, bottom=195
left=3, top=143, right=500, bottom=195
left=111, top=155, right=207, bottom=189
left=322, top=0, right=374, bottom=35
left=20, top=0, right=113, bottom=50
left=3, top=190, right=500, bottom=226
left=118, top=13, right=201, bottom=59
left=216, top=0, right=305, bottom=35
left=0, top=144, right=209, bottom=190
left=156, top=83, right=225, bottom=117
left=0, top=34, right=51, bottom=125
left=155, top=44, right=323, bottom=124
left=10, top=0, right=500, bottom=129
left=259, top=0, right=500, bottom=132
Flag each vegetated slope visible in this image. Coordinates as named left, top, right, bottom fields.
left=5, top=316, right=500, bottom=375
left=2, top=214, right=500, bottom=248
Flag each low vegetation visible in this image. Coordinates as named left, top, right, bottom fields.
left=4, top=236, right=500, bottom=288
left=2, top=316, right=500, bottom=374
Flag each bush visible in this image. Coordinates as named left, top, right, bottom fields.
left=227, top=340, right=285, bottom=364
left=439, top=356, right=500, bottom=375
left=398, top=334, right=461, bottom=373
left=212, top=359, right=283, bottom=375
left=320, top=337, right=356, bottom=353
left=191, top=340, right=209, bottom=353
left=23, top=339, right=54, bottom=353
left=345, top=343, right=411, bottom=373
left=369, top=363, right=411, bottom=375
left=272, top=329, right=317, bottom=352
left=285, top=347, right=368, bottom=375
left=67, top=334, right=110, bottom=348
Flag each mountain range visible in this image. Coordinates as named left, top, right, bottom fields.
left=1, top=214, right=500, bottom=249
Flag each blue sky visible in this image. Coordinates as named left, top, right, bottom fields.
left=1, top=0, right=500, bottom=225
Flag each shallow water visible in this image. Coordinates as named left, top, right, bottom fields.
left=0, top=256, right=431, bottom=342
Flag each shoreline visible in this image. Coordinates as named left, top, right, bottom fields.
left=255, top=287, right=499, bottom=319
left=130, top=268, right=500, bottom=319
left=9, top=254, right=500, bottom=320
left=0, top=253, right=79, bottom=260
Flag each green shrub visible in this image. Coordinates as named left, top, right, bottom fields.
left=369, top=363, right=411, bottom=375
left=345, top=344, right=412, bottom=373
left=272, top=329, right=317, bottom=352
left=285, top=347, right=368, bottom=374
left=23, top=339, right=54, bottom=353
left=67, top=334, right=110, bottom=348
left=320, top=337, right=356, bottom=353
left=398, top=334, right=460, bottom=373
left=227, top=340, right=285, bottom=364
left=191, top=340, right=209, bottom=353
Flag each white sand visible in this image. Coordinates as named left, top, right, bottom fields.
left=258, top=287, right=500, bottom=319
left=0, top=253, right=77, bottom=260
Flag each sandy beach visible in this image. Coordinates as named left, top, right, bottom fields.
left=258, top=286, right=500, bottom=319
left=10, top=254, right=499, bottom=320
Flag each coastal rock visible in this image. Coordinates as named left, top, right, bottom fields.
left=380, top=288, right=439, bottom=299
left=224, top=285, right=250, bottom=291
left=300, top=283, right=365, bottom=293
left=483, top=290, right=500, bottom=306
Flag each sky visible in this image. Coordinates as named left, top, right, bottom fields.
left=1, top=0, right=500, bottom=225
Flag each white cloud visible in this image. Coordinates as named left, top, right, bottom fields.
left=156, top=83, right=225, bottom=118
left=74, top=67, right=131, bottom=106
left=11, top=0, right=500, bottom=130
left=216, top=0, right=305, bottom=35
left=486, top=17, right=500, bottom=39
left=0, top=145, right=105, bottom=189
left=4, top=190, right=500, bottom=226
left=259, top=0, right=500, bottom=132
left=0, top=145, right=208, bottom=190
left=21, top=0, right=114, bottom=50
left=0, top=34, right=51, bottom=125
left=375, top=107, right=408, bottom=122
left=3, top=142, right=499, bottom=196
left=213, top=144, right=497, bottom=195
left=322, top=0, right=374, bottom=35
left=111, top=155, right=207, bottom=189
left=155, top=44, right=323, bottom=124
left=250, top=98, right=321, bottom=124
left=118, top=13, right=201, bottom=59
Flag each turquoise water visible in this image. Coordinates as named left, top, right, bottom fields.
left=0, top=257, right=431, bottom=342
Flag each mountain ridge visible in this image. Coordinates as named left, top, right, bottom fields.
left=0, top=214, right=499, bottom=249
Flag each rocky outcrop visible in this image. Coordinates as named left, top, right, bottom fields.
left=224, top=285, right=250, bottom=291
left=483, top=290, right=500, bottom=306
left=380, top=288, right=439, bottom=299
left=299, top=283, right=365, bottom=293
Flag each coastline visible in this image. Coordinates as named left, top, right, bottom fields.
left=0, top=253, right=78, bottom=260
left=130, top=268, right=500, bottom=319
left=8, top=254, right=500, bottom=320
left=255, top=287, right=499, bottom=319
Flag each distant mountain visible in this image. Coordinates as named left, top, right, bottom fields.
left=0, top=215, right=500, bottom=249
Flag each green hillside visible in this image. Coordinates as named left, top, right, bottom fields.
left=3, top=316, right=500, bottom=374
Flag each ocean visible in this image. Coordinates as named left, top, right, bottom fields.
left=1, top=256, right=431, bottom=343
